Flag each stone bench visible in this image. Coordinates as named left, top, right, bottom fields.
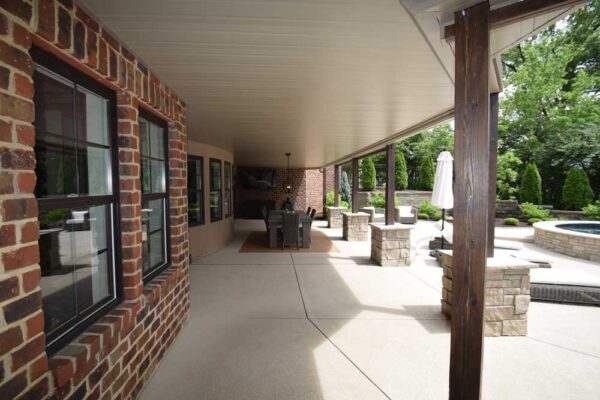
left=370, top=223, right=413, bottom=266
left=439, top=250, right=537, bottom=336
left=326, top=206, right=347, bottom=229
left=342, top=212, right=370, bottom=241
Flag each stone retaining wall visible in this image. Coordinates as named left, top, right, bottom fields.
left=534, top=221, right=600, bottom=262
left=440, top=251, right=537, bottom=336
left=356, top=190, right=432, bottom=209
left=342, top=212, right=369, bottom=241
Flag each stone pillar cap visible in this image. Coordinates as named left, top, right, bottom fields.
left=342, top=211, right=369, bottom=216
left=438, top=250, right=537, bottom=270
left=369, top=222, right=414, bottom=230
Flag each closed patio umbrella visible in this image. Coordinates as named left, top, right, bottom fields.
left=431, top=150, right=453, bottom=249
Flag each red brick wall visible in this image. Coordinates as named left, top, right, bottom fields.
left=0, top=2, right=189, bottom=399
left=235, top=167, right=327, bottom=216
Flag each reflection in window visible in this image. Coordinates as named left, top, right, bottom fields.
left=210, top=159, right=222, bottom=222
left=33, top=52, right=119, bottom=352
left=188, top=156, right=204, bottom=226
left=224, top=162, right=233, bottom=217
left=140, top=112, right=169, bottom=279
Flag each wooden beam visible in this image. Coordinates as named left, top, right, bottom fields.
left=352, top=158, right=359, bottom=213
left=488, top=93, right=499, bottom=257
left=334, top=165, right=341, bottom=207
left=322, top=168, right=327, bottom=212
left=444, top=0, right=587, bottom=40
left=385, top=144, right=396, bottom=225
left=450, top=2, right=490, bottom=400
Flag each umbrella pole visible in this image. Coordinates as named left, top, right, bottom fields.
left=441, top=209, right=445, bottom=250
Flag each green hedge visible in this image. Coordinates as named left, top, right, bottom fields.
left=520, top=163, right=542, bottom=204
left=395, top=152, right=408, bottom=190
left=417, top=155, right=435, bottom=191
left=561, top=168, right=594, bottom=210
left=360, top=157, right=376, bottom=191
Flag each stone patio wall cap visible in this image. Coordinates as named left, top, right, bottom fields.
left=342, top=211, right=370, bottom=216
left=326, top=206, right=348, bottom=210
left=369, top=222, right=414, bottom=230
left=534, top=220, right=600, bottom=240
left=437, top=250, right=537, bottom=269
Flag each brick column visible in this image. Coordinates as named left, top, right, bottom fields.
left=117, top=92, right=143, bottom=301
left=0, top=3, right=50, bottom=399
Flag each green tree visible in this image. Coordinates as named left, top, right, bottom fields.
left=341, top=171, right=351, bottom=203
left=395, top=151, right=408, bottom=190
left=500, top=1, right=600, bottom=205
left=520, top=163, right=542, bottom=204
left=360, top=157, right=376, bottom=191
left=561, top=168, right=594, bottom=210
left=496, top=152, right=522, bottom=200
left=417, top=155, right=435, bottom=191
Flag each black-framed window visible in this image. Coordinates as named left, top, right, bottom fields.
left=32, top=47, right=121, bottom=354
left=224, top=161, right=233, bottom=217
left=188, top=156, right=204, bottom=226
left=209, top=159, right=222, bottom=222
left=140, top=110, right=170, bottom=281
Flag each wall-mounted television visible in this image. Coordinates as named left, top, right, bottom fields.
left=238, top=168, right=277, bottom=189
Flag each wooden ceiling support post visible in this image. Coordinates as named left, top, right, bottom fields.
left=352, top=158, right=359, bottom=213
left=488, top=92, right=499, bottom=257
left=385, top=144, right=396, bottom=225
left=450, top=2, right=490, bottom=400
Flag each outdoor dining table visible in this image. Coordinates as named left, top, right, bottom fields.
left=267, top=211, right=312, bottom=248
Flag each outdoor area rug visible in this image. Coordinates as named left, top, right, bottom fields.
left=239, top=230, right=339, bottom=253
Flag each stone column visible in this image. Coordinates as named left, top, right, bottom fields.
left=370, top=223, right=413, bottom=266
left=359, top=206, right=375, bottom=222
left=342, top=212, right=369, bottom=241
left=326, top=206, right=346, bottom=229
left=440, top=251, right=537, bottom=336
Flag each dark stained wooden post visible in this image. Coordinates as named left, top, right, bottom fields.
left=385, top=144, right=396, bottom=225
left=322, top=168, right=327, bottom=211
left=352, top=158, right=359, bottom=212
left=488, top=93, right=499, bottom=257
left=450, top=2, right=490, bottom=400
left=334, top=165, right=341, bottom=207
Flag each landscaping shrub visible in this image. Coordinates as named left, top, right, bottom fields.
left=496, top=151, right=522, bottom=200
left=324, top=191, right=350, bottom=218
left=504, top=217, right=519, bottom=226
left=527, top=218, right=542, bottom=225
left=520, top=163, right=542, bottom=204
left=583, top=201, right=600, bottom=221
left=360, top=157, right=376, bottom=190
left=520, top=202, right=551, bottom=221
left=395, top=151, right=408, bottom=190
left=418, top=200, right=442, bottom=220
left=418, top=213, right=429, bottom=220
left=561, top=168, right=594, bottom=210
left=367, top=192, right=399, bottom=208
left=417, top=155, right=435, bottom=191
left=341, top=171, right=351, bottom=203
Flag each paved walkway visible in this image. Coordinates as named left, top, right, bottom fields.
left=141, top=220, right=600, bottom=400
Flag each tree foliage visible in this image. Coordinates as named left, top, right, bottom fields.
left=496, top=152, right=522, bottom=200
left=341, top=170, right=351, bottom=203
left=395, top=151, right=408, bottom=190
left=520, top=163, right=542, bottom=204
left=417, top=155, right=435, bottom=191
left=561, top=168, right=594, bottom=210
left=360, top=157, right=376, bottom=191
left=500, top=1, right=600, bottom=205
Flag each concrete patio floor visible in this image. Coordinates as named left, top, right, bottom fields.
left=141, top=220, right=600, bottom=400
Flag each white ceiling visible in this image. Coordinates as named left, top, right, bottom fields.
left=79, top=0, right=580, bottom=168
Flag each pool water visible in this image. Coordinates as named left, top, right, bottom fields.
left=557, top=223, right=600, bottom=236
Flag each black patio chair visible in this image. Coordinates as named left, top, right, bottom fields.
left=307, top=206, right=312, bottom=215
left=282, top=211, right=300, bottom=249
left=310, top=209, right=316, bottom=219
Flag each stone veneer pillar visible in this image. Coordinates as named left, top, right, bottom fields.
left=370, top=223, right=413, bottom=266
left=439, top=251, right=537, bottom=336
left=358, top=207, right=375, bottom=222
left=326, top=206, right=346, bottom=229
left=342, top=212, right=369, bottom=241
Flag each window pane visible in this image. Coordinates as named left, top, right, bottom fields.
left=79, top=146, right=112, bottom=196
left=142, top=199, right=166, bottom=273
left=35, top=141, right=78, bottom=198
left=188, top=190, right=203, bottom=225
left=76, top=87, right=109, bottom=146
left=151, top=159, right=166, bottom=193
left=210, top=160, right=221, bottom=190
left=210, top=192, right=222, bottom=221
left=150, top=123, right=165, bottom=160
left=39, top=204, right=112, bottom=336
left=141, top=158, right=151, bottom=193
left=140, top=119, right=150, bottom=157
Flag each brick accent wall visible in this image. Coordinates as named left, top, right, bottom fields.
left=0, top=2, right=189, bottom=400
left=235, top=167, right=328, bottom=217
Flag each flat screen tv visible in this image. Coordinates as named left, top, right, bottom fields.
left=238, top=168, right=276, bottom=189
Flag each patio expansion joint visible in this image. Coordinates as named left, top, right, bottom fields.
left=290, top=253, right=393, bottom=400
left=523, top=336, right=600, bottom=360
